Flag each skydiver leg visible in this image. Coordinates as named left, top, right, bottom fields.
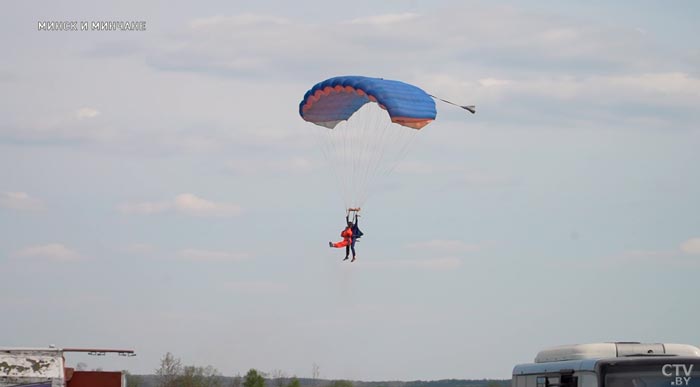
left=332, top=240, right=350, bottom=248
left=344, top=245, right=350, bottom=261
left=350, top=239, right=356, bottom=260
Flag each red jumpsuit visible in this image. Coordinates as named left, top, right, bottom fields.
left=332, top=227, right=353, bottom=248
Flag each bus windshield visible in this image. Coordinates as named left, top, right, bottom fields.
left=605, top=362, right=700, bottom=387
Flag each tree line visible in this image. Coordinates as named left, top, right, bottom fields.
left=124, top=352, right=510, bottom=387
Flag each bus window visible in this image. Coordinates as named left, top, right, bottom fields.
left=535, top=375, right=577, bottom=387
left=579, top=373, right=598, bottom=387
left=604, top=362, right=700, bottom=387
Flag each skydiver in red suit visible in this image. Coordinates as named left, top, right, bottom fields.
left=329, top=208, right=362, bottom=262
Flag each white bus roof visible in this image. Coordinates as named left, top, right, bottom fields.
left=513, top=343, right=700, bottom=376
left=535, top=343, right=700, bottom=363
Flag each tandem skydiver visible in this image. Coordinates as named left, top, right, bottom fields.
left=328, top=208, right=363, bottom=262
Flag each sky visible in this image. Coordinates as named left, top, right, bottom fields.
left=1, top=0, right=700, bottom=381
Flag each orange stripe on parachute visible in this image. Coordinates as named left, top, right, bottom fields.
left=302, top=86, right=433, bottom=129
left=391, top=117, right=433, bottom=129
left=303, top=86, right=351, bottom=112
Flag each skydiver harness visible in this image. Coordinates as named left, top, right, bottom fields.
left=347, top=213, right=364, bottom=240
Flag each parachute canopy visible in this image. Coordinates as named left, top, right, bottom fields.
left=299, top=76, right=438, bottom=209
left=299, top=76, right=437, bottom=129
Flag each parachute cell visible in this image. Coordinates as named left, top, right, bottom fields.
left=300, top=76, right=437, bottom=129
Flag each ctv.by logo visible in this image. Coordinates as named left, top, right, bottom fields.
left=663, top=364, right=694, bottom=386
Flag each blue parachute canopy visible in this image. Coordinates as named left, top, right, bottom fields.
left=299, top=76, right=437, bottom=129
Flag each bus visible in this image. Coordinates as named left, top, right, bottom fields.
left=513, top=343, right=700, bottom=387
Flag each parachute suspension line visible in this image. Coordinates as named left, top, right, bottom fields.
left=338, top=118, right=353, bottom=208
left=351, top=103, right=371, bottom=208
left=362, top=127, right=418, bottom=206
left=355, top=104, right=393, bottom=208
left=348, top=109, right=362, bottom=206
left=354, top=105, right=374, bottom=208
left=358, top=113, right=394, bottom=206
left=301, top=76, right=442, bottom=211
left=355, top=103, right=415, bottom=207
left=338, top=110, right=349, bottom=207
left=332, top=124, right=351, bottom=209
left=348, top=107, right=358, bottom=207
left=359, top=118, right=418, bottom=206
left=317, top=104, right=386, bottom=210
left=313, top=125, right=347, bottom=209
left=309, top=103, right=424, bottom=210
left=429, top=94, right=476, bottom=114
left=325, top=119, right=350, bottom=208
left=345, top=105, right=363, bottom=208
left=350, top=104, right=373, bottom=209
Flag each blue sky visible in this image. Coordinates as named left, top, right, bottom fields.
left=1, top=0, right=699, bottom=381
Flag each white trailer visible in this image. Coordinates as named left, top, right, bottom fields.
left=1, top=347, right=135, bottom=387
left=0, top=348, right=65, bottom=387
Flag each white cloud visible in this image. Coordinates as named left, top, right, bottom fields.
left=178, top=249, right=249, bottom=263
left=119, top=193, right=241, bottom=217
left=2, top=108, right=116, bottom=144
left=174, top=193, right=241, bottom=217
left=473, top=72, right=696, bottom=104
left=9, top=5, right=688, bottom=155
left=406, top=239, right=479, bottom=253
left=539, top=27, right=580, bottom=43
left=403, top=257, right=462, bottom=270
left=359, top=257, right=463, bottom=270
left=602, top=242, right=700, bottom=266
left=478, top=78, right=511, bottom=87
left=394, top=162, right=513, bottom=189
left=612, top=238, right=700, bottom=261
left=614, top=249, right=674, bottom=262
left=0, top=192, right=44, bottom=211
left=226, top=156, right=315, bottom=175
left=223, top=280, right=287, bottom=294
left=460, top=172, right=516, bottom=189
left=150, top=4, right=665, bottom=83
left=75, top=107, right=100, bottom=120
left=123, top=245, right=250, bottom=263
left=118, top=200, right=171, bottom=215
left=14, top=243, right=82, bottom=262
left=123, top=243, right=158, bottom=254
left=606, top=72, right=700, bottom=97
left=394, top=162, right=495, bottom=176
left=189, top=14, right=290, bottom=29
left=394, top=161, right=439, bottom=174
left=680, top=238, right=700, bottom=255
left=347, top=13, right=420, bottom=25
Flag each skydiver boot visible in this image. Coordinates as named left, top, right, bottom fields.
left=351, top=256, right=356, bottom=262
left=328, top=242, right=333, bottom=247
left=343, top=256, right=349, bottom=261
